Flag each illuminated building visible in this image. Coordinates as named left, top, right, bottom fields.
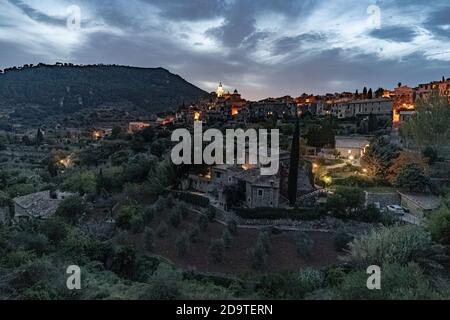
left=216, top=82, right=224, bottom=98
left=393, top=85, right=415, bottom=125
left=128, top=122, right=150, bottom=134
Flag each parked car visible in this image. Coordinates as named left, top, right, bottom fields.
left=387, top=205, right=406, bottom=216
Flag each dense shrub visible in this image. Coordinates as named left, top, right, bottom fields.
left=168, top=207, right=182, bottom=228
left=235, top=207, right=321, bottom=220
left=144, top=227, right=154, bottom=251
left=427, top=206, right=450, bottom=245
left=249, top=241, right=267, bottom=270
left=173, top=192, right=210, bottom=207
left=208, top=239, right=225, bottom=264
left=188, top=225, right=201, bottom=243
left=334, top=231, right=354, bottom=252
left=333, top=175, right=376, bottom=188
left=197, top=215, right=209, bottom=231
left=55, top=196, right=87, bottom=224
left=335, top=263, right=442, bottom=300
left=175, top=232, right=189, bottom=257
left=227, top=219, right=238, bottom=235
left=221, top=229, right=232, bottom=249
left=348, top=225, right=436, bottom=268
left=205, top=206, right=216, bottom=222
left=156, top=221, right=169, bottom=238
left=294, top=231, right=314, bottom=259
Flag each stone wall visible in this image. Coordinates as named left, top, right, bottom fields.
left=365, top=192, right=400, bottom=209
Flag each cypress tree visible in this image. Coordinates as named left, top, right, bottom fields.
left=288, top=117, right=300, bottom=206
left=36, top=128, right=44, bottom=145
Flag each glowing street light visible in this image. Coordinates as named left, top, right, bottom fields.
left=323, top=176, right=332, bottom=185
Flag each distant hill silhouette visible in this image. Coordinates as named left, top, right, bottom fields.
left=0, top=63, right=208, bottom=116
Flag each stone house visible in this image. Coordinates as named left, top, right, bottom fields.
left=335, top=136, right=370, bottom=160
left=13, top=190, right=75, bottom=222
left=242, top=172, right=280, bottom=209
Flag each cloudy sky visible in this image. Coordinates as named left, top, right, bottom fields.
left=0, top=0, right=449, bottom=100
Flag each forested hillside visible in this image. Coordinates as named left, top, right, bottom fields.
left=0, top=64, right=207, bottom=116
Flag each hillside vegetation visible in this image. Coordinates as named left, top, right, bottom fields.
left=0, top=63, right=207, bottom=117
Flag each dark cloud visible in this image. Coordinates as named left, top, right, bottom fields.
left=369, top=26, right=417, bottom=42
left=142, top=0, right=225, bottom=21
left=206, top=0, right=317, bottom=48
left=1, top=0, right=450, bottom=100
left=7, top=0, right=66, bottom=26
left=272, top=34, right=325, bottom=55
left=424, top=7, right=450, bottom=39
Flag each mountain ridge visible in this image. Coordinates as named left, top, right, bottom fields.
left=0, top=63, right=208, bottom=120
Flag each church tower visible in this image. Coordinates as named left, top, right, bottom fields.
left=216, top=82, right=224, bottom=98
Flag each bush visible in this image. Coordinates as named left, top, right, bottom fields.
left=250, top=241, right=267, bottom=270
left=206, top=206, right=216, bottom=222
left=394, top=163, right=430, bottom=192
left=324, top=266, right=347, bottom=286
left=178, top=202, right=189, bottom=219
left=3, top=249, right=37, bottom=268
left=153, top=196, right=167, bottom=211
left=169, top=207, right=182, bottom=228
left=294, top=232, right=314, bottom=259
left=227, top=219, right=238, bottom=235
left=235, top=207, right=321, bottom=220
left=198, top=214, right=209, bottom=231
left=208, top=239, right=225, bottom=264
left=144, top=227, right=154, bottom=251
left=61, top=171, right=96, bottom=195
left=13, top=232, right=49, bottom=255
left=325, top=186, right=365, bottom=220
left=333, top=175, right=375, bottom=188
left=130, top=214, right=145, bottom=234
left=115, top=204, right=142, bottom=230
left=357, top=204, right=381, bottom=223
left=141, top=267, right=182, bottom=300
left=427, top=207, right=450, bottom=245
left=348, top=225, right=434, bottom=268
left=173, top=192, right=210, bottom=207
left=111, top=245, right=138, bottom=279
left=143, top=206, right=156, bottom=224
left=56, top=196, right=87, bottom=224
left=335, top=263, right=442, bottom=300
left=188, top=225, right=201, bottom=243
left=298, top=268, right=324, bottom=293
left=334, top=231, right=354, bottom=252
left=175, top=232, right=189, bottom=257
left=257, top=230, right=271, bottom=254
left=38, top=218, right=69, bottom=245
left=156, top=221, right=169, bottom=238
left=422, top=147, right=439, bottom=164
left=221, top=229, right=232, bottom=249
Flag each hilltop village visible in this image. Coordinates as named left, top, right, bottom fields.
left=0, top=72, right=449, bottom=300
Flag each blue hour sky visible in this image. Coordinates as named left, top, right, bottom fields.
left=0, top=0, right=449, bottom=100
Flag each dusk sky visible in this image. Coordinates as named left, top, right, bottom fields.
left=1, top=0, right=450, bottom=100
